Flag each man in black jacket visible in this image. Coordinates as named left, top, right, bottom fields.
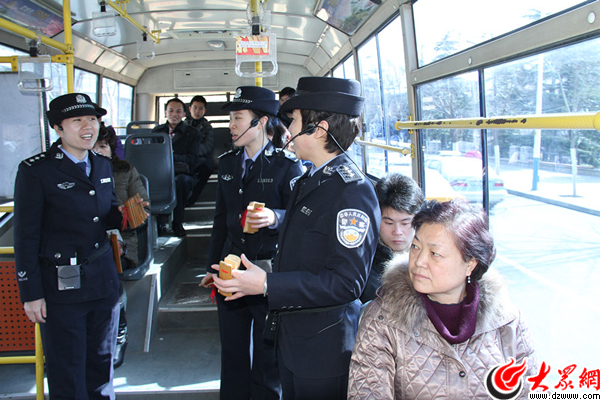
left=185, top=95, right=215, bottom=206
left=153, top=98, right=200, bottom=236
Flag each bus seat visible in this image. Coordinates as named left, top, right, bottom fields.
left=120, top=174, right=153, bottom=281
left=126, top=121, right=158, bottom=137
left=125, top=132, right=176, bottom=216
left=211, top=126, right=233, bottom=168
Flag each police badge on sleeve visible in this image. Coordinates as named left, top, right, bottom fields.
left=337, top=209, right=370, bottom=248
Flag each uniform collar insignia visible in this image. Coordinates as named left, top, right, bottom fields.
left=57, top=182, right=75, bottom=189
left=221, top=174, right=234, bottom=181
left=323, top=166, right=335, bottom=175
left=55, top=152, right=63, bottom=159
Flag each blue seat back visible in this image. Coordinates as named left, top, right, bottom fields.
left=120, top=174, right=153, bottom=281
left=126, top=121, right=158, bottom=137
left=125, top=132, right=176, bottom=215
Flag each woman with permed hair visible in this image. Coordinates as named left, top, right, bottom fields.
left=349, top=200, right=538, bottom=399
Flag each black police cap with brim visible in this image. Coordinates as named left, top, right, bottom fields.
left=221, top=86, right=279, bottom=116
left=279, top=76, right=365, bottom=117
left=46, top=93, right=107, bottom=127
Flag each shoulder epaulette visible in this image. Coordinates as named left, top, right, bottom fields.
left=22, top=152, right=49, bottom=166
left=336, top=164, right=362, bottom=183
left=218, top=149, right=239, bottom=159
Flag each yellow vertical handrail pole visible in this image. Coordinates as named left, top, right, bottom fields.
left=62, top=0, right=75, bottom=93
left=250, top=0, right=262, bottom=87
left=255, top=62, right=263, bottom=87
left=35, top=324, right=44, bottom=400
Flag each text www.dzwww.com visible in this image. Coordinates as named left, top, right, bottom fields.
left=529, top=392, right=600, bottom=399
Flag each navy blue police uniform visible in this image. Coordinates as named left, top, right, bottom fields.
left=207, top=141, right=303, bottom=400
left=14, top=140, right=122, bottom=399
left=267, top=154, right=380, bottom=399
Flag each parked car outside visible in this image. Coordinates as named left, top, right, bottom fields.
left=424, top=156, right=507, bottom=206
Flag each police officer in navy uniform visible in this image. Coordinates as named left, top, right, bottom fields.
left=212, top=77, right=381, bottom=400
left=200, top=86, right=303, bottom=400
left=14, top=93, right=123, bottom=399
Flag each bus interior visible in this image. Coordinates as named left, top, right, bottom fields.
left=1, top=0, right=600, bottom=398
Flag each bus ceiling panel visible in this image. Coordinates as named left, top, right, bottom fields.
left=270, top=16, right=328, bottom=43
left=270, top=1, right=317, bottom=15
left=136, top=64, right=301, bottom=94
left=305, top=59, right=322, bottom=76
left=278, top=53, right=309, bottom=67
left=71, top=36, right=105, bottom=64
left=319, top=28, right=348, bottom=58
left=276, top=39, right=319, bottom=58
left=95, top=51, right=128, bottom=72
left=120, top=62, right=146, bottom=81
left=311, top=46, right=331, bottom=69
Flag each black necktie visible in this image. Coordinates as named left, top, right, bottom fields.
left=77, top=162, right=87, bottom=177
left=243, top=159, right=253, bottom=183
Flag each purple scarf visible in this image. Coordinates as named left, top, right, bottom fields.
left=419, top=282, right=480, bottom=344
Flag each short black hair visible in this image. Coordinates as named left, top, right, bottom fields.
left=279, top=87, right=296, bottom=98
left=164, top=97, right=186, bottom=112
left=300, top=109, right=361, bottom=153
left=376, top=174, right=425, bottom=215
left=190, top=95, right=207, bottom=107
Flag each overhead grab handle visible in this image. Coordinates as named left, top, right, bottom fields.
left=235, top=33, right=278, bottom=78
left=17, top=55, right=53, bottom=92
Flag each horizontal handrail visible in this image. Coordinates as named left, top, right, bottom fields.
left=0, top=205, right=14, bottom=213
left=355, top=139, right=411, bottom=155
left=394, top=112, right=600, bottom=131
left=0, top=17, right=70, bottom=53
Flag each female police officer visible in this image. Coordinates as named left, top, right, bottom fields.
left=212, top=77, right=381, bottom=399
left=200, top=86, right=303, bottom=399
left=14, top=93, right=123, bottom=399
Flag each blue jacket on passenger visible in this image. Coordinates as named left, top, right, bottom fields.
left=14, top=140, right=122, bottom=304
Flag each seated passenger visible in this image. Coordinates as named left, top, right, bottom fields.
left=152, top=98, right=201, bottom=237
left=185, top=95, right=215, bottom=206
left=360, top=173, right=424, bottom=303
left=93, top=123, right=150, bottom=270
left=349, top=200, right=538, bottom=399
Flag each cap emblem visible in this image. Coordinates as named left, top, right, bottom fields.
left=234, top=88, right=242, bottom=99
left=76, top=94, right=87, bottom=103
